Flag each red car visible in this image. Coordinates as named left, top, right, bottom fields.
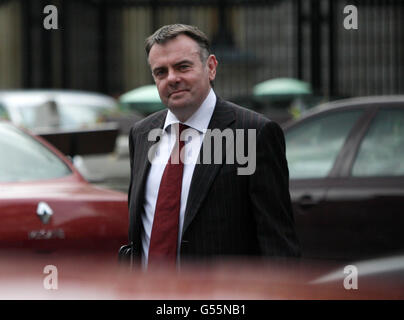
left=0, top=121, right=128, bottom=256
left=1, top=252, right=404, bottom=299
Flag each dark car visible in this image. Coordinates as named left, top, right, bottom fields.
left=283, top=96, right=404, bottom=261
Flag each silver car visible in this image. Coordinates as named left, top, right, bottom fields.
left=0, top=90, right=141, bottom=190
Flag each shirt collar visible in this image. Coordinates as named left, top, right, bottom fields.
left=163, top=88, right=216, bottom=133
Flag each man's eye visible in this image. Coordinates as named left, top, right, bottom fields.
left=179, top=65, right=190, bottom=71
left=154, top=70, right=165, bottom=77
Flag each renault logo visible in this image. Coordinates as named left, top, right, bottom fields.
left=36, top=202, right=53, bottom=224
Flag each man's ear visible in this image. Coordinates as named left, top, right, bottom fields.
left=207, top=54, right=218, bottom=82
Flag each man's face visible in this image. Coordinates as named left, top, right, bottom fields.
left=148, top=34, right=217, bottom=116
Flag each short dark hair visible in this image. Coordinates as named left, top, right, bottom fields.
left=145, top=24, right=211, bottom=63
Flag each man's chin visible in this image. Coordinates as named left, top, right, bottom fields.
left=167, top=100, right=188, bottom=111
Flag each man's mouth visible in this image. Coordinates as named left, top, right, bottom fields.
left=169, top=89, right=187, bottom=97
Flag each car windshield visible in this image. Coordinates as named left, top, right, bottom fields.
left=0, top=104, right=8, bottom=120
left=0, top=122, right=72, bottom=182
left=15, top=103, right=113, bottom=130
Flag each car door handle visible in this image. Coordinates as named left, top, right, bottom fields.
left=298, top=195, right=318, bottom=210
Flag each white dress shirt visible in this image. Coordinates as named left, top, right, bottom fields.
left=141, top=88, right=216, bottom=267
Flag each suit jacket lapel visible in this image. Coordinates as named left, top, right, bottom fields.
left=182, top=98, right=235, bottom=235
left=130, top=112, right=167, bottom=246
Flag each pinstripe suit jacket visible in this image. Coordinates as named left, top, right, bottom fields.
left=121, top=97, right=300, bottom=263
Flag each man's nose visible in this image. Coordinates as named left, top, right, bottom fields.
left=167, top=69, right=180, bottom=85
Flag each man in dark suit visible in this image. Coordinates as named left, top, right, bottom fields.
left=119, top=24, right=300, bottom=268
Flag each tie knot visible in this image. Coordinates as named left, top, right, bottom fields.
left=178, top=123, right=188, bottom=134
left=171, top=123, right=188, bottom=139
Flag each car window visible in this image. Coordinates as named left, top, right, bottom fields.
left=0, top=104, right=8, bottom=120
left=15, top=101, right=60, bottom=129
left=285, top=109, right=363, bottom=179
left=58, top=104, right=117, bottom=129
left=15, top=103, right=114, bottom=130
left=352, top=108, right=404, bottom=177
left=0, top=123, right=72, bottom=182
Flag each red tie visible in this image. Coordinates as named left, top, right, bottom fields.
left=148, top=123, right=187, bottom=265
